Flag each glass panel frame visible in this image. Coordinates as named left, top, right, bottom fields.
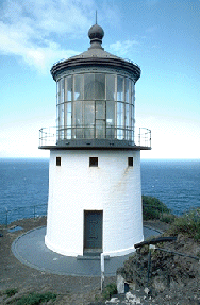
left=106, top=74, right=115, bottom=100
left=84, top=73, right=95, bottom=100
left=96, top=101, right=105, bottom=120
left=96, top=120, right=105, bottom=139
left=117, top=75, right=123, bottom=101
left=65, top=75, right=72, bottom=102
left=125, top=78, right=129, bottom=103
left=106, top=101, right=115, bottom=139
left=95, top=73, right=105, bottom=100
left=56, top=72, right=135, bottom=142
left=74, top=74, right=83, bottom=101
left=84, top=101, right=95, bottom=138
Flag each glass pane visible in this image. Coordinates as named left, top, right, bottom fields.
left=117, top=102, right=123, bottom=128
left=65, top=76, right=72, bottom=101
left=96, top=121, right=105, bottom=138
left=106, top=101, right=115, bottom=139
left=84, top=102, right=95, bottom=138
left=96, top=101, right=105, bottom=119
left=74, top=74, right=83, bottom=101
left=56, top=104, right=60, bottom=128
left=125, top=78, right=129, bottom=102
left=126, top=103, right=130, bottom=127
left=84, top=102, right=95, bottom=125
left=127, top=104, right=132, bottom=140
left=66, top=102, right=71, bottom=126
left=117, top=102, right=124, bottom=140
left=67, top=129, right=71, bottom=139
left=60, top=103, right=64, bottom=128
left=117, top=129, right=123, bottom=140
left=131, top=81, right=135, bottom=105
left=72, top=101, right=83, bottom=138
left=117, top=76, right=123, bottom=101
left=84, top=73, right=95, bottom=100
left=131, top=104, right=135, bottom=141
left=106, top=74, right=115, bottom=100
left=61, top=79, right=65, bottom=103
left=95, top=74, right=105, bottom=99
left=57, top=80, right=61, bottom=93
left=66, top=106, right=71, bottom=138
left=74, top=101, right=82, bottom=125
left=56, top=80, right=61, bottom=105
left=106, top=101, right=115, bottom=126
left=131, top=105, right=134, bottom=122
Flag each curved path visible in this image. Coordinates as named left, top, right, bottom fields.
left=12, top=226, right=162, bottom=277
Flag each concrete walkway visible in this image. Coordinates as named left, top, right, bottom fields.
left=12, top=226, right=162, bottom=277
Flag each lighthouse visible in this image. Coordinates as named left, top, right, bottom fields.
left=39, top=22, right=151, bottom=257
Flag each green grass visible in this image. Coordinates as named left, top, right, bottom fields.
left=16, top=292, right=56, bottom=305
left=102, top=283, right=117, bottom=300
left=168, top=208, right=200, bottom=241
left=143, top=196, right=171, bottom=221
left=5, top=288, right=18, bottom=297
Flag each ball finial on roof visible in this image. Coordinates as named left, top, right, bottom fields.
left=88, top=15, right=104, bottom=49
left=88, top=23, right=104, bottom=40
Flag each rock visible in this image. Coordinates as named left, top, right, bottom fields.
left=144, top=287, right=150, bottom=295
left=117, top=275, right=124, bottom=294
left=110, top=297, right=120, bottom=303
left=152, top=275, right=167, bottom=293
left=125, top=291, right=141, bottom=303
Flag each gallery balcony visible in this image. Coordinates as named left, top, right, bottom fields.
left=39, top=126, right=151, bottom=150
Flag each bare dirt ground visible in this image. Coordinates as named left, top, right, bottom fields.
left=0, top=217, right=115, bottom=304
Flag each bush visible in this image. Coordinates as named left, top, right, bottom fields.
left=5, top=288, right=18, bottom=297
left=102, top=283, right=117, bottom=300
left=17, top=292, right=56, bottom=305
left=168, top=208, right=200, bottom=241
left=161, top=213, right=175, bottom=224
left=143, top=196, right=171, bottom=221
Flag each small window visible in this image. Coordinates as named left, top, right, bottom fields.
left=56, top=157, right=61, bottom=166
left=128, top=157, right=133, bottom=167
left=89, top=157, right=98, bottom=167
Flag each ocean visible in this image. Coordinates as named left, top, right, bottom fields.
left=0, top=158, right=199, bottom=224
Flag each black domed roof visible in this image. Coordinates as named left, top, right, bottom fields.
left=50, top=22, right=140, bottom=82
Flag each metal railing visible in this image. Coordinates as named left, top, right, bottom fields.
left=0, top=204, right=48, bottom=226
left=138, top=128, right=151, bottom=148
left=39, top=126, right=151, bottom=148
left=51, top=57, right=140, bottom=69
left=0, top=202, right=190, bottom=227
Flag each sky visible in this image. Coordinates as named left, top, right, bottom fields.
left=0, top=0, right=199, bottom=159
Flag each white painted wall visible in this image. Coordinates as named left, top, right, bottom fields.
left=45, top=149, right=144, bottom=256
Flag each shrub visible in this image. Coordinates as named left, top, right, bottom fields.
left=5, top=288, right=18, bottom=297
left=168, top=208, right=200, bottom=241
left=102, top=283, right=117, bottom=300
left=17, top=292, right=56, bottom=305
left=161, top=213, right=175, bottom=224
left=143, top=196, right=171, bottom=221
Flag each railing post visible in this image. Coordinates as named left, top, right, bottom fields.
left=5, top=208, right=8, bottom=227
left=150, top=130, right=151, bottom=148
left=33, top=205, right=36, bottom=219
left=147, top=246, right=152, bottom=285
left=101, top=253, right=105, bottom=292
left=138, top=128, right=140, bottom=146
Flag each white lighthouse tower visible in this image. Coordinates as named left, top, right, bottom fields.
left=39, top=22, right=151, bottom=257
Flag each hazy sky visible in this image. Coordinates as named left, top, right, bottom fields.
left=0, top=0, right=199, bottom=158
